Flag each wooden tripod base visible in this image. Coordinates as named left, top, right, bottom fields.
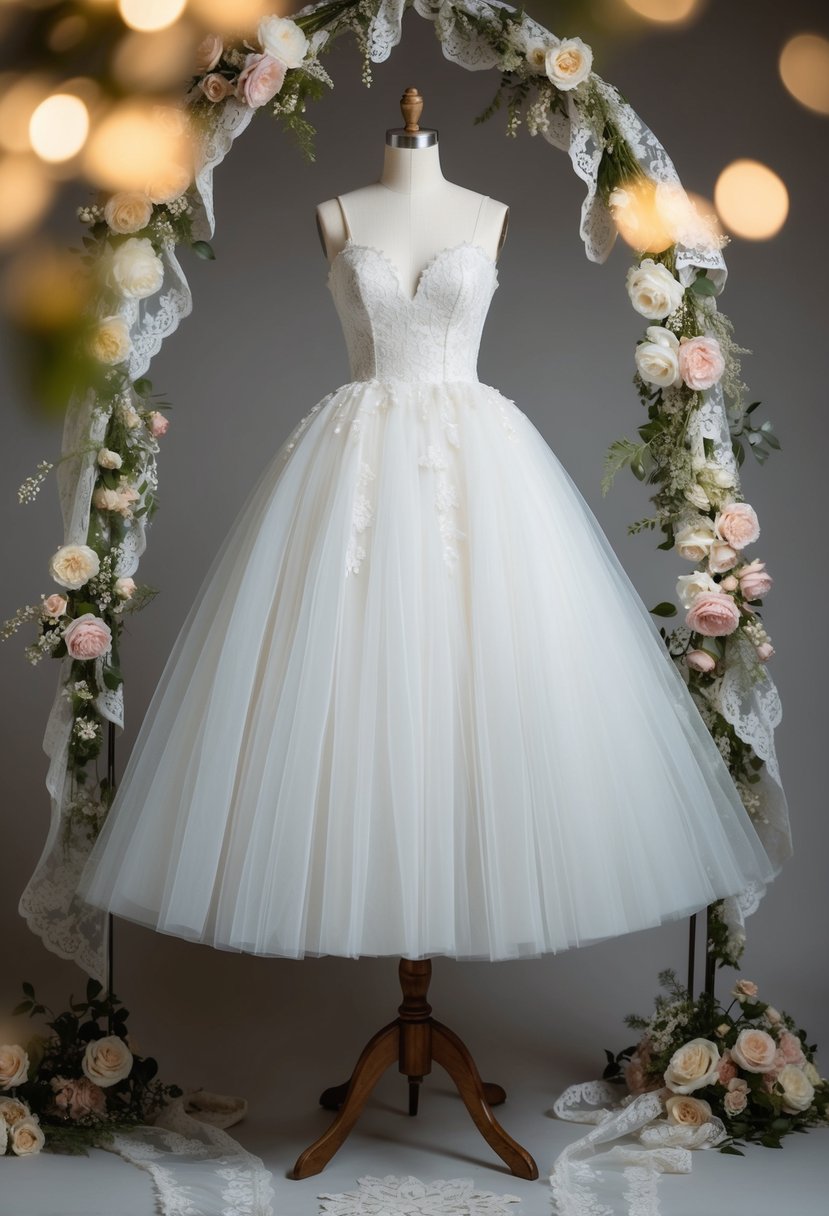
left=291, top=958, right=538, bottom=1181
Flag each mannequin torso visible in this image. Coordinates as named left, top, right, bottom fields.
left=317, top=143, right=509, bottom=299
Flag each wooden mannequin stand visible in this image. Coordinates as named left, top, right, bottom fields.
left=291, top=958, right=538, bottom=1180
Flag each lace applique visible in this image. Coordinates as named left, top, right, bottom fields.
left=345, top=461, right=376, bottom=576
left=319, top=1174, right=521, bottom=1215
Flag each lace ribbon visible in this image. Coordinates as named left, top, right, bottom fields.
left=551, top=1080, right=725, bottom=1216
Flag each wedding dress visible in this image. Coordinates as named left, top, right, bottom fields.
left=76, top=197, right=778, bottom=960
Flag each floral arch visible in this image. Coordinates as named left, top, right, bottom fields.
left=6, top=0, right=789, bottom=987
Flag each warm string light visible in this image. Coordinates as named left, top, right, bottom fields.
left=714, top=160, right=789, bottom=241
left=29, top=93, right=90, bottom=163
left=117, top=0, right=186, bottom=33
left=83, top=98, right=193, bottom=193
left=620, top=0, right=701, bottom=24
left=779, top=33, right=829, bottom=116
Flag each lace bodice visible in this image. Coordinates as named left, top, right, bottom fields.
left=326, top=196, right=499, bottom=384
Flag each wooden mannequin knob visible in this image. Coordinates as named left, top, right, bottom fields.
left=400, top=87, right=423, bottom=134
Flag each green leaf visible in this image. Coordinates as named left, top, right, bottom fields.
left=650, top=601, right=677, bottom=617
left=746, top=400, right=762, bottom=414
left=102, top=665, right=123, bottom=691
left=12, top=1000, right=33, bottom=1016
left=720, top=1145, right=745, bottom=1156
left=74, top=601, right=97, bottom=617
left=191, top=240, right=215, bottom=260
left=689, top=274, right=717, bottom=296
left=133, top=377, right=152, bottom=396
left=22, top=982, right=35, bottom=998
left=87, top=978, right=103, bottom=1001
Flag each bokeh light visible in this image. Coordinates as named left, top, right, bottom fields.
left=187, top=0, right=274, bottom=33
left=29, top=93, right=90, bottom=163
left=779, top=33, right=829, bottom=116
left=117, top=0, right=186, bottom=33
left=83, top=99, right=192, bottom=192
left=610, top=177, right=674, bottom=253
left=2, top=242, right=91, bottom=332
left=0, top=74, right=53, bottom=154
left=0, top=155, right=54, bottom=244
left=113, top=24, right=197, bottom=91
left=714, top=160, right=789, bottom=240
left=621, top=0, right=700, bottom=23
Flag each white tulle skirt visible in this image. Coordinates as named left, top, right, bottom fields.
left=77, top=378, right=777, bottom=961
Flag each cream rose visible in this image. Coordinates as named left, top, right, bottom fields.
left=686, top=591, right=740, bottom=637
left=675, top=517, right=716, bottom=562
left=545, top=37, right=593, bottom=90
left=732, top=978, right=758, bottom=1000
left=731, top=1027, right=777, bottom=1073
left=676, top=570, right=718, bottom=610
left=665, top=1094, right=713, bottom=1126
left=257, top=14, right=308, bottom=68
left=708, top=539, right=739, bottom=574
left=42, top=593, right=68, bottom=618
left=678, top=334, right=725, bottom=391
left=626, top=258, right=684, bottom=320
left=82, top=1035, right=133, bottom=1087
left=663, top=1038, right=721, bottom=1094
left=97, top=447, right=123, bottom=470
left=49, top=543, right=100, bottom=590
left=236, top=53, right=287, bottom=108
left=0, top=1045, right=29, bottom=1090
left=714, top=501, right=760, bottom=550
left=738, top=559, right=773, bottom=601
left=103, top=191, right=153, bottom=235
left=89, top=315, right=132, bottom=365
left=684, top=483, right=710, bottom=511
left=10, top=1115, right=44, bottom=1156
left=115, top=576, right=136, bottom=599
left=195, top=32, right=223, bottom=73
left=106, top=237, right=164, bottom=300
left=524, top=41, right=551, bottom=74
left=635, top=325, right=681, bottom=388
left=63, top=613, right=112, bottom=661
left=776, top=1064, right=815, bottom=1114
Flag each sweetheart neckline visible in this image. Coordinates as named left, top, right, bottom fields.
left=327, top=238, right=498, bottom=303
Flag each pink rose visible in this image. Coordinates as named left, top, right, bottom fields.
left=732, top=979, right=758, bottom=1000
left=195, top=33, right=223, bottom=73
left=148, top=410, right=169, bottom=437
left=731, top=1028, right=777, bottom=1073
left=63, top=613, right=112, bottom=660
left=42, top=594, right=67, bottom=618
left=686, top=648, right=716, bottom=673
left=236, top=52, right=286, bottom=108
left=686, top=591, right=740, bottom=637
left=199, top=72, right=234, bottom=103
left=715, top=502, right=760, bottom=550
left=717, top=1050, right=737, bottom=1085
left=678, top=334, right=725, bottom=390
left=776, top=1031, right=806, bottom=1066
left=756, top=641, right=775, bottom=661
left=738, top=559, right=773, bottom=601
left=723, top=1077, right=749, bottom=1115
left=50, top=1076, right=106, bottom=1121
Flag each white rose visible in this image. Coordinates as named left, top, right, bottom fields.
left=675, top=518, right=716, bottom=562
left=665, top=1094, right=713, bottom=1126
left=0, top=1117, right=6, bottom=1153
left=89, top=315, right=132, bottom=365
left=0, top=1096, right=30, bottom=1126
left=676, top=570, right=718, bottom=609
left=82, top=1035, right=133, bottom=1087
left=635, top=336, right=680, bottom=387
left=115, top=576, right=136, bottom=599
left=626, top=258, right=685, bottom=320
left=663, top=1038, right=721, bottom=1094
left=545, top=37, right=593, bottom=90
left=523, top=40, right=552, bottom=74
left=97, top=447, right=123, bottom=470
left=49, top=543, right=100, bottom=590
left=257, top=14, right=308, bottom=68
left=776, top=1064, right=815, bottom=1114
left=0, top=1046, right=29, bottom=1091
left=103, top=191, right=153, bottom=234
left=10, top=1115, right=44, bottom=1156
left=803, top=1061, right=822, bottom=1086
left=120, top=402, right=143, bottom=429
left=106, top=237, right=164, bottom=300
left=684, top=483, right=711, bottom=510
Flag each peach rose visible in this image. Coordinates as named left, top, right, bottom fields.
left=49, top=543, right=100, bottom=590
left=0, top=1096, right=29, bottom=1126
left=10, top=1116, right=44, bottom=1156
left=714, top=502, right=760, bottom=550
left=42, top=593, right=68, bottom=618
left=545, top=36, right=593, bottom=90
left=732, top=979, right=758, bottom=1000
left=97, top=447, right=122, bottom=470
left=50, top=1075, right=107, bottom=1120
left=731, top=1028, right=777, bottom=1073
left=723, top=1077, right=749, bottom=1115
left=678, top=334, right=725, bottom=390
left=686, top=591, right=740, bottom=637
left=63, top=613, right=112, bottom=661
left=195, top=32, right=223, bottom=73
left=236, top=52, right=286, bottom=108
left=686, top=648, right=716, bottom=673
left=665, top=1094, right=713, bottom=1126
left=738, top=559, right=773, bottom=601
left=103, top=191, right=153, bottom=235
left=114, top=576, right=136, bottom=599
left=89, top=315, right=132, bottom=365
left=148, top=410, right=169, bottom=436
left=720, top=574, right=739, bottom=592
left=717, top=1051, right=737, bottom=1085
left=82, top=1035, right=133, bottom=1087
left=199, top=72, right=234, bottom=103
left=0, top=1045, right=29, bottom=1090
left=663, top=1038, right=721, bottom=1094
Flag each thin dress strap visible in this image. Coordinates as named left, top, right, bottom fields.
left=471, top=194, right=488, bottom=245
left=335, top=194, right=353, bottom=241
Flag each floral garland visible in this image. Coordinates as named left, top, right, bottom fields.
left=3, top=0, right=788, bottom=983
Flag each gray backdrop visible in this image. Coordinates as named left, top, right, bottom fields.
left=1, top=1, right=827, bottom=1207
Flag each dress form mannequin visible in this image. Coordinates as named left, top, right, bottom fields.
left=316, top=86, right=509, bottom=293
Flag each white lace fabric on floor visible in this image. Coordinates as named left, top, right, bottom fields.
left=551, top=1080, right=725, bottom=1216
left=319, top=1174, right=521, bottom=1215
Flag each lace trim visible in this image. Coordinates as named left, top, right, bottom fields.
left=319, top=1174, right=522, bottom=1215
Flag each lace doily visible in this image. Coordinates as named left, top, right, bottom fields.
left=319, top=1175, right=522, bottom=1215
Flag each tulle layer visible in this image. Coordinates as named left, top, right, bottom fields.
left=77, top=378, right=778, bottom=961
